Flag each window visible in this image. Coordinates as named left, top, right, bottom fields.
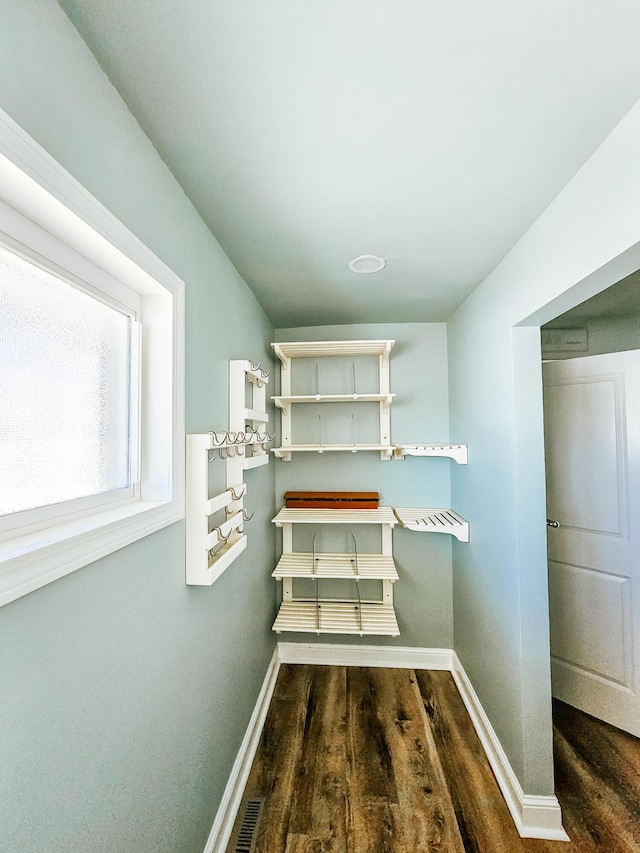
left=1, top=243, right=138, bottom=520
left=0, top=108, right=185, bottom=606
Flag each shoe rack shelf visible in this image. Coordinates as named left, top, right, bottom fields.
left=272, top=506, right=400, bottom=637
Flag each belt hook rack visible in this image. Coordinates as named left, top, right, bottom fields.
left=186, top=359, right=271, bottom=586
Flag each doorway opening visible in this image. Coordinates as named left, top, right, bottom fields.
left=540, top=266, right=640, bottom=732
left=539, top=268, right=640, bottom=848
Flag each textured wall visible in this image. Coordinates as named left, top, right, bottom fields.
left=0, top=3, right=275, bottom=851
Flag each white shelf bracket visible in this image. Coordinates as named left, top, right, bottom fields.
left=393, top=444, right=468, bottom=464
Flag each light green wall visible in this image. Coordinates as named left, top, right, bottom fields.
left=0, top=3, right=275, bottom=852
left=5, top=1, right=640, bottom=843
left=274, top=323, right=454, bottom=648
left=448, top=98, right=640, bottom=793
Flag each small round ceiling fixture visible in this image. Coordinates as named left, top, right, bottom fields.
left=348, top=254, right=386, bottom=274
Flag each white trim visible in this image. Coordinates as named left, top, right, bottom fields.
left=0, top=501, right=181, bottom=607
left=0, top=107, right=185, bottom=605
left=277, top=641, right=454, bottom=670
left=450, top=652, right=569, bottom=841
left=203, top=648, right=281, bottom=853
left=0, top=109, right=183, bottom=295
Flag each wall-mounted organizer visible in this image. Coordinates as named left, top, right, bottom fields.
left=269, top=338, right=471, bottom=636
left=186, top=360, right=272, bottom=586
left=271, top=339, right=395, bottom=461
left=272, top=505, right=400, bottom=636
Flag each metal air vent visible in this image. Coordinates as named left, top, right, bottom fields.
left=233, top=797, right=264, bottom=853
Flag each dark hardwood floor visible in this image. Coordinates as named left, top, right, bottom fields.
left=226, top=665, right=640, bottom=853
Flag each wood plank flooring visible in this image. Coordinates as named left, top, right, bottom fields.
left=226, top=665, right=640, bottom=853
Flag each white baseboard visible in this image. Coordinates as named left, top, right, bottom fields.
left=450, top=652, right=569, bottom=841
left=204, top=642, right=568, bottom=851
left=277, top=641, right=454, bottom=670
left=203, top=647, right=281, bottom=853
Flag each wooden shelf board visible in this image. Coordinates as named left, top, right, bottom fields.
left=272, top=600, right=399, bottom=636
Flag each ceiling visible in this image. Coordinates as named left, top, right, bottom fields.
left=58, top=1, right=640, bottom=328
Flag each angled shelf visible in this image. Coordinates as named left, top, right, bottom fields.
left=394, top=443, right=468, bottom=464
left=393, top=507, right=470, bottom=542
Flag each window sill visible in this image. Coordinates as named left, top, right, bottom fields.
left=0, top=499, right=184, bottom=607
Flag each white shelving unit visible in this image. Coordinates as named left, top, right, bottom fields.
left=269, top=336, right=471, bottom=637
left=186, top=359, right=271, bottom=586
left=272, top=339, right=395, bottom=461
left=272, top=507, right=400, bottom=636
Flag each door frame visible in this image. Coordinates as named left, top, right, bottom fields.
left=511, top=242, right=640, bottom=749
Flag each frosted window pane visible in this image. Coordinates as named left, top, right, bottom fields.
left=0, top=245, right=132, bottom=516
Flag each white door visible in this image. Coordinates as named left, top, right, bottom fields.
left=543, top=350, right=640, bottom=736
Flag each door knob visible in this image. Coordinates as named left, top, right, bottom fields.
left=546, top=518, right=560, bottom=528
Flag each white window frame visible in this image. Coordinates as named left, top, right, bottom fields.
left=0, top=108, right=185, bottom=606
left=0, top=233, right=141, bottom=532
